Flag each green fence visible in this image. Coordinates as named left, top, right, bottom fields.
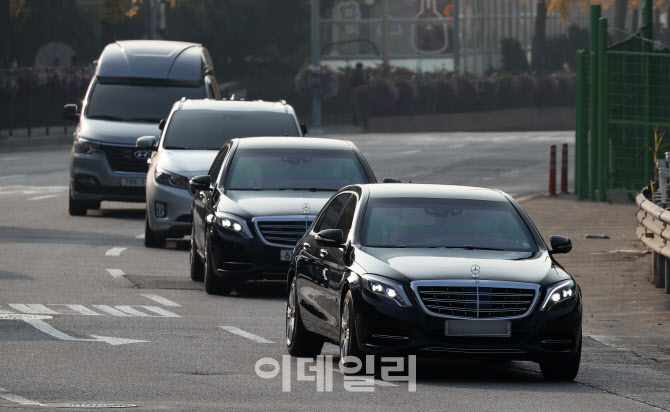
left=575, top=0, right=670, bottom=201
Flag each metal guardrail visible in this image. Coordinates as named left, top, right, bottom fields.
left=636, top=189, right=670, bottom=293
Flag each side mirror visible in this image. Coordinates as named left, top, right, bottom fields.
left=549, top=235, right=572, bottom=254
left=315, top=229, right=343, bottom=247
left=63, top=104, right=79, bottom=122
left=189, top=175, right=212, bottom=195
left=382, top=177, right=401, bottom=183
left=136, top=136, right=157, bottom=150
left=158, top=119, right=166, bottom=131
left=300, top=123, right=308, bottom=136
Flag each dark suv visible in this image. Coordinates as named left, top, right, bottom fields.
left=189, top=137, right=377, bottom=295
left=65, top=40, right=220, bottom=215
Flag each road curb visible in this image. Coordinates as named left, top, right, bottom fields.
left=0, top=134, right=73, bottom=151
left=514, top=193, right=545, bottom=203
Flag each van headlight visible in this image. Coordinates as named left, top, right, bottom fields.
left=361, top=274, right=412, bottom=307
left=215, top=212, right=253, bottom=238
left=541, top=280, right=577, bottom=311
left=154, top=167, right=188, bottom=189
left=74, top=138, right=100, bottom=154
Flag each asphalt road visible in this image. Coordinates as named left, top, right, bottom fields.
left=1, top=132, right=669, bottom=411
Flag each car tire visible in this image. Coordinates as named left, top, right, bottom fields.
left=540, top=334, right=582, bottom=381
left=144, top=215, right=166, bottom=248
left=68, top=191, right=87, bottom=216
left=286, top=275, right=324, bottom=357
left=203, top=236, right=231, bottom=295
left=190, top=224, right=204, bottom=282
left=340, top=290, right=374, bottom=375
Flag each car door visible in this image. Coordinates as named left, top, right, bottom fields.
left=192, top=145, right=229, bottom=255
left=297, top=193, right=351, bottom=331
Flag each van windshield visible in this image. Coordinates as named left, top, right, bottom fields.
left=86, top=82, right=205, bottom=122
left=163, top=110, right=301, bottom=150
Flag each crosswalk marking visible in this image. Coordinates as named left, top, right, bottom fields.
left=140, top=294, right=180, bottom=307
left=92, top=305, right=132, bottom=317
left=8, top=304, right=60, bottom=315
left=115, top=306, right=153, bottom=317
left=105, top=247, right=127, bottom=257
left=219, top=326, right=274, bottom=343
left=141, top=306, right=181, bottom=318
left=106, top=269, right=126, bottom=278
left=49, top=304, right=102, bottom=316
left=27, top=194, right=60, bottom=201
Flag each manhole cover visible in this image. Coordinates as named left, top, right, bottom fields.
left=0, top=314, right=53, bottom=320
left=44, top=403, right=137, bottom=408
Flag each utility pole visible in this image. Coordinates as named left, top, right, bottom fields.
left=382, top=0, right=389, bottom=66
left=311, top=0, right=323, bottom=132
left=146, top=0, right=157, bottom=40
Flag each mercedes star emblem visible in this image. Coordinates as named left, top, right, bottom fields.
left=302, top=203, right=310, bottom=214
left=471, top=264, right=481, bottom=282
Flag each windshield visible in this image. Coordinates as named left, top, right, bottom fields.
left=225, top=149, right=369, bottom=190
left=163, top=110, right=300, bottom=150
left=86, top=82, right=205, bottom=122
left=361, top=198, right=537, bottom=251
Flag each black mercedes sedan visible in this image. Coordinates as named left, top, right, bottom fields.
left=189, top=137, right=376, bottom=295
left=286, top=183, right=582, bottom=381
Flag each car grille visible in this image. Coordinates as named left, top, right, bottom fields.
left=253, top=217, right=315, bottom=248
left=100, top=144, right=149, bottom=173
left=414, top=283, right=538, bottom=319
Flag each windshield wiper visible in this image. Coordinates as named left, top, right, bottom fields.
left=278, top=188, right=337, bottom=192
left=88, top=115, right=126, bottom=121
left=127, top=117, right=162, bottom=123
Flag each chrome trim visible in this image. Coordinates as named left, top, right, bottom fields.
left=410, top=280, right=541, bottom=320
left=252, top=215, right=315, bottom=248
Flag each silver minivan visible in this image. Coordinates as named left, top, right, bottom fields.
left=65, top=40, right=220, bottom=215
left=138, top=99, right=305, bottom=247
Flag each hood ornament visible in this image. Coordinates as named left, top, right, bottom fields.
left=302, top=203, right=310, bottom=215
left=471, top=264, right=480, bottom=283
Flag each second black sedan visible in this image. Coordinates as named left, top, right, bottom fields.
left=286, top=184, right=582, bottom=381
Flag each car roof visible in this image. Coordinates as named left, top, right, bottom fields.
left=358, top=183, right=509, bottom=201
left=235, top=137, right=354, bottom=151
left=96, top=40, right=204, bottom=81
left=177, top=99, right=292, bottom=114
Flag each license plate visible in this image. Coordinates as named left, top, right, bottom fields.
left=280, top=249, right=293, bottom=261
left=121, top=177, right=146, bottom=187
left=445, top=319, right=511, bottom=337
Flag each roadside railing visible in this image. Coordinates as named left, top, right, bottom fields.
left=636, top=155, right=670, bottom=293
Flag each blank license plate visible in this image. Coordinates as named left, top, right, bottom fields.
left=121, top=177, right=146, bottom=187
left=280, top=250, right=293, bottom=261
left=445, top=319, right=511, bottom=337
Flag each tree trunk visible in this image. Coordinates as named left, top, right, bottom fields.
left=0, top=0, right=9, bottom=68
left=613, top=0, right=628, bottom=43
left=531, top=0, right=547, bottom=71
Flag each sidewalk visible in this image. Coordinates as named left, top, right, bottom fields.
left=520, top=194, right=670, bottom=362
left=0, top=126, right=74, bottom=151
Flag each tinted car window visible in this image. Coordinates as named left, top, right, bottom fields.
left=317, top=194, right=352, bottom=232
left=163, top=110, right=300, bottom=150
left=335, top=196, right=357, bottom=239
left=361, top=198, right=537, bottom=251
left=87, top=82, right=205, bottom=122
left=224, top=149, right=369, bottom=190
left=208, top=146, right=229, bottom=180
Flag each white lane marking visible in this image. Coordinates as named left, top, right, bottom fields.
left=0, top=305, right=14, bottom=314
left=136, top=233, right=145, bottom=239
left=0, top=391, right=44, bottom=406
left=0, top=174, right=25, bottom=180
left=399, top=149, right=421, bottom=156
left=115, top=306, right=152, bottom=317
left=140, top=294, right=181, bottom=307
left=27, top=194, right=60, bottom=201
left=106, top=269, right=126, bottom=279
left=105, top=247, right=127, bottom=257
left=22, top=318, right=88, bottom=341
left=8, top=304, right=60, bottom=315
left=92, top=305, right=132, bottom=317
left=0, top=156, right=26, bottom=161
left=324, top=364, right=398, bottom=387
left=140, top=306, right=181, bottom=318
left=49, top=304, right=101, bottom=316
left=219, top=326, right=274, bottom=343
left=89, top=335, right=150, bottom=346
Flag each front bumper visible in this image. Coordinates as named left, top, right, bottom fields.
left=351, top=285, right=582, bottom=362
left=209, top=225, right=293, bottom=283
left=69, top=148, right=146, bottom=202
left=145, top=176, right=193, bottom=237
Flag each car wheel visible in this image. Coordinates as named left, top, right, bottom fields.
left=286, top=275, right=324, bottom=357
left=144, top=214, right=166, bottom=248
left=190, top=224, right=204, bottom=282
left=68, top=191, right=87, bottom=216
left=203, top=237, right=231, bottom=295
left=340, top=290, right=372, bottom=375
left=87, top=200, right=101, bottom=210
left=540, top=333, right=582, bottom=381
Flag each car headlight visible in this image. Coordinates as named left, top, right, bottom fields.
left=74, top=137, right=100, bottom=154
left=215, top=212, right=253, bottom=238
left=154, top=167, right=189, bottom=189
left=540, top=279, right=577, bottom=311
left=361, top=274, right=411, bottom=307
